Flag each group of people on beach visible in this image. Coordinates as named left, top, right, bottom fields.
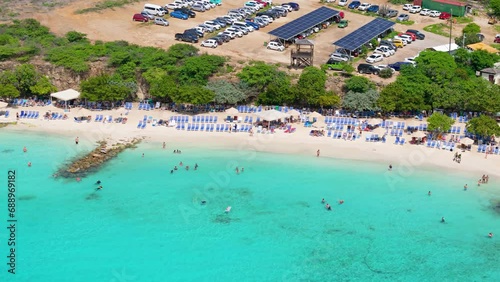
left=478, top=175, right=489, bottom=186
left=453, top=152, right=462, bottom=163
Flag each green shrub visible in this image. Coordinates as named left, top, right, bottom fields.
left=379, top=68, right=393, bottom=79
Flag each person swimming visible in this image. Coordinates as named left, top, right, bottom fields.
left=174, top=166, right=178, bottom=171
left=179, top=161, right=183, bottom=166
left=339, top=200, right=344, bottom=205
left=23, top=146, right=27, bottom=153
left=441, top=217, right=445, bottom=223
left=428, top=191, right=431, bottom=196
left=201, top=200, right=206, bottom=205
left=170, top=170, right=174, bottom=174
left=27, top=162, right=32, bottom=167
left=325, top=203, right=331, bottom=210
left=186, top=166, right=189, bottom=171
left=194, top=163, right=198, bottom=170
left=321, top=198, right=325, bottom=203
left=96, top=180, right=101, bottom=185
left=489, top=232, right=493, bottom=238
left=96, top=186, right=103, bottom=190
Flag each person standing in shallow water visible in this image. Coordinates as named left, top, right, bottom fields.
left=317, top=149, right=320, bottom=157
left=75, top=137, right=79, bottom=145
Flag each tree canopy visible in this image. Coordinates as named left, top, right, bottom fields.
left=343, top=89, right=380, bottom=112
left=466, top=115, right=500, bottom=137
left=205, top=80, right=248, bottom=104
left=80, top=74, right=134, bottom=101
left=427, top=112, right=455, bottom=136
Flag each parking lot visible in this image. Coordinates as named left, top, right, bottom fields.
left=29, top=0, right=479, bottom=68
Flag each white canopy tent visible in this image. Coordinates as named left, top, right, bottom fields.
left=255, top=109, right=288, bottom=121
left=50, top=89, right=80, bottom=109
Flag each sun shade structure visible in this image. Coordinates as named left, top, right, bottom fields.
left=255, top=109, right=288, bottom=121
left=268, top=7, right=340, bottom=41
left=50, top=89, right=80, bottom=101
left=333, top=18, right=395, bottom=52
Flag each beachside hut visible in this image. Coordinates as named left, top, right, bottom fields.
left=225, top=107, right=239, bottom=114
left=461, top=137, right=474, bottom=146
left=50, top=89, right=81, bottom=110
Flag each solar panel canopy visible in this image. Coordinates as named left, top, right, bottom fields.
left=333, top=18, right=395, bottom=51
left=268, top=7, right=340, bottom=41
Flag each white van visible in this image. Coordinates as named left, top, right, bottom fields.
left=233, top=21, right=254, bottom=32
left=144, top=4, right=166, bottom=16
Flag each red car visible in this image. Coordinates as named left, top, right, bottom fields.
left=439, top=12, right=451, bottom=20
left=132, top=13, right=148, bottom=22
left=256, top=0, right=268, bottom=6
left=495, top=36, right=500, bottom=43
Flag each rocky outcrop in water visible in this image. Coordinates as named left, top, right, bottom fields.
left=56, top=138, right=141, bottom=178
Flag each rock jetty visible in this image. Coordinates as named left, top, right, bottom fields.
left=56, top=138, right=141, bottom=178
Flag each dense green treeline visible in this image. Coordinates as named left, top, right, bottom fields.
left=0, top=19, right=499, bottom=114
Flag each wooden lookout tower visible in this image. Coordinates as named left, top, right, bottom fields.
left=291, top=39, right=314, bottom=68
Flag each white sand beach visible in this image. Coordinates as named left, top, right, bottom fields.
left=2, top=104, right=499, bottom=180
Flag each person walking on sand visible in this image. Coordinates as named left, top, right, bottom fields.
left=317, top=149, right=320, bottom=157
left=75, top=137, right=79, bottom=145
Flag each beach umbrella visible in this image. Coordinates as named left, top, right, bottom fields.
left=367, top=118, right=381, bottom=126
left=255, top=109, right=287, bottom=121
left=411, top=131, right=426, bottom=138
left=0, top=101, right=7, bottom=108
left=287, top=109, right=301, bottom=116
left=225, top=107, right=239, bottom=115
left=461, top=137, right=474, bottom=146
left=76, top=107, right=93, bottom=116
left=313, top=121, right=327, bottom=128
left=308, top=111, right=323, bottom=118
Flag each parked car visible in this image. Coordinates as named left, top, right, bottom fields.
left=225, top=28, right=244, bottom=37
left=325, top=58, right=346, bottom=71
left=420, top=9, right=430, bottom=16
left=358, top=3, right=371, bottom=11
left=215, top=34, right=230, bottom=42
left=366, top=5, right=379, bottom=13
left=165, top=3, right=182, bottom=10
left=338, top=0, right=349, bottom=6
left=374, top=65, right=395, bottom=73
left=284, top=2, right=300, bottom=11
left=394, top=35, right=410, bottom=45
left=397, top=14, right=409, bottom=21
left=174, top=8, right=196, bottom=18
left=201, top=39, right=218, bottom=48
left=402, top=4, right=412, bottom=10
left=191, top=4, right=206, bottom=12
left=266, top=41, right=285, bottom=51
left=204, top=21, right=221, bottom=30
left=374, top=46, right=394, bottom=57
left=330, top=52, right=350, bottom=62
left=388, top=61, right=413, bottom=71
left=132, top=13, right=149, bottom=22
left=175, top=33, right=198, bottom=43
left=406, top=29, right=425, bottom=40
left=170, top=11, right=189, bottom=19
left=218, top=30, right=236, bottom=39
left=185, top=28, right=203, bottom=38
left=390, top=39, right=405, bottom=48
left=366, top=53, right=383, bottom=63
left=198, top=24, right=214, bottom=33
left=404, top=56, right=418, bottom=65
left=357, top=63, right=380, bottom=74
left=401, top=32, right=416, bottom=41
left=209, top=37, right=224, bottom=45
left=338, top=19, right=348, bottom=28
left=439, top=12, right=451, bottom=20
left=429, top=10, right=441, bottom=17
left=348, top=1, right=361, bottom=9
left=141, top=10, right=155, bottom=20
left=379, top=40, right=397, bottom=51
left=381, top=9, right=398, bottom=18
left=409, top=5, right=422, bottom=13
left=495, top=34, right=500, bottom=43
left=154, top=17, right=169, bottom=26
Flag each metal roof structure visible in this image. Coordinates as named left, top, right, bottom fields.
left=333, top=18, right=395, bottom=51
left=268, top=7, right=340, bottom=41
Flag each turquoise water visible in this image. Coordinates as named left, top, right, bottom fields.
left=0, top=130, right=499, bottom=282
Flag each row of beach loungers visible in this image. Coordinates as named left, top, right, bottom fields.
left=393, top=137, right=406, bottom=145
left=426, top=141, right=456, bottom=150
left=19, top=111, right=39, bottom=119
left=477, top=145, right=500, bottom=154
left=94, top=115, right=112, bottom=122
left=192, top=116, right=219, bottom=123
left=449, top=113, right=469, bottom=123
left=327, top=131, right=361, bottom=140
left=1, top=111, right=9, bottom=118
left=325, top=117, right=358, bottom=125
left=175, top=123, right=252, bottom=132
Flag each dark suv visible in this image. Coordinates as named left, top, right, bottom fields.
left=175, top=33, right=198, bottom=43
left=406, top=29, right=425, bottom=40
left=357, top=63, right=380, bottom=74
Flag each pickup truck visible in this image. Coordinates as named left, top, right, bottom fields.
left=175, top=33, right=198, bottom=43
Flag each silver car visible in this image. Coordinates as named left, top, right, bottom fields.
left=154, top=17, right=169, bottom=26
left=191, top=4, right=206, bottom=12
